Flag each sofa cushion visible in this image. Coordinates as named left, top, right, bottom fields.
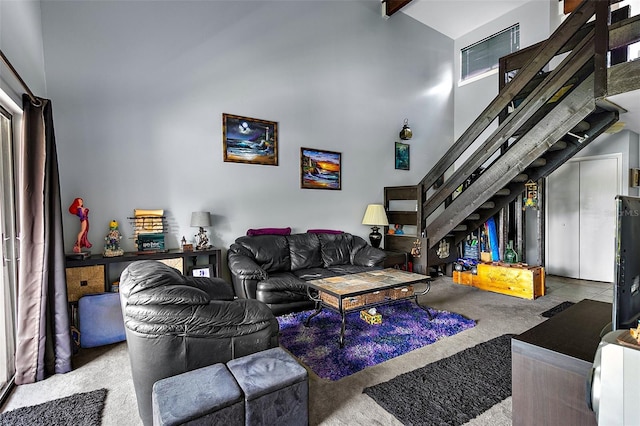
left=235, top=235, right=291, bottom=273
left=327, top=264, right=382, bottom=275
left=256, top=273, right=309, bottom=304
left=318, top=233, right=353, bottom=267
left=292, top=268, right=341, bottom=281
left=288, top=233, right=323, bottom=271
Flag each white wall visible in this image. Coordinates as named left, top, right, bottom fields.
left=0, top=0, right=46, bottom=105
left=38, top=1, right=454, bottom=264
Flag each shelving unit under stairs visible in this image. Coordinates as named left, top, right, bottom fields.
left=384, top=185, right=457, bottom=275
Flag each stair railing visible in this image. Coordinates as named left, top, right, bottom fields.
left=417, top=0, right=607, bottom=247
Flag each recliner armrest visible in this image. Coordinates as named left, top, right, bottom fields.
left=124, top=299, right=277, bottom=338
left=127, top=285, right=209, bottom=305
left=184, top=276, right=235, bottom=301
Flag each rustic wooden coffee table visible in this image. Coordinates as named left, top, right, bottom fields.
left=305, top=268, right=433, bottom=347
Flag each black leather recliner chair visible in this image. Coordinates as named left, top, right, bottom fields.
left=119, top=260, right=279, bottom=426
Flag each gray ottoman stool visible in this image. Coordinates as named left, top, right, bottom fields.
left=152, top=363, right=244, bottom=426
left=227, top=347, right=308, bottom=426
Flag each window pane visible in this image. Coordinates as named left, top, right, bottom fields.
left=461, top=24, right=520, bottom=81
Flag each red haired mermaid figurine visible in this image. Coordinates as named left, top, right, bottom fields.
left=69, top=197, right=92, bottom=253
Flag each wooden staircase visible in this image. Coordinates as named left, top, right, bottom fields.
left=384, top=0, right=640, bottom=275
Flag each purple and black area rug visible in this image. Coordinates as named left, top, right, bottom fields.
left=277, top=300, right=475, bottom=381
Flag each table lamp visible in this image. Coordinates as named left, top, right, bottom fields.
left=190, top=211, right=212, bottom=250
left=362, top=204, right=389, bottom=248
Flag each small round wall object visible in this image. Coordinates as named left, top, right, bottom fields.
left=399, top=118, right=412, bottom=140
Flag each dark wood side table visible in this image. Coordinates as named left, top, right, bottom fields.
left=65, top=248, right=223, bottom=299
left=511, top=299, right=612, bottom=426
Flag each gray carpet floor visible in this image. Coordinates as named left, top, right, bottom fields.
left=1, top=276, right=577, bottom=425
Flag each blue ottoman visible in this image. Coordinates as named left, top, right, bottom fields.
left=78, top=292, right=125, bottom=348
left=152, top=363, right=244, bottom=426
left=227, top=347, right=308, bottom=426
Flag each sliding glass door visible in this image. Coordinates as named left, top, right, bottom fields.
left=0, top=104, right=18, bottom=403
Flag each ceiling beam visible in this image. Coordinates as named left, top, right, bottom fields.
left=384, top=0, right=413, bottom=17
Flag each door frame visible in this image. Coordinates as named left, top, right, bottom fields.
left=0, top=89, right=22, bottom=405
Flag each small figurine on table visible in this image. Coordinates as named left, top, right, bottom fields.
left=195, top=229, right=210, bottom=251
left=104, top=220, right=124, bottom=257
left=69, top=197, right=92, bottom=254
left=394, top=224, right=404, bottom=235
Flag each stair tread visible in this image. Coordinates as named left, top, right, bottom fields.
left=549, top=140, right=568, bottom=151
left=530, top=158, right=547, bottom=167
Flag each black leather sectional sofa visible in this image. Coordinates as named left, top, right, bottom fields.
left=227, top=232, right=387, bottom=315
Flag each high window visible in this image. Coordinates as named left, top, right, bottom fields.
left=461, top=24, right=520, bottom=83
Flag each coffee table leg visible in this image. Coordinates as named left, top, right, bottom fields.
left=339, top=310, right=346, bottom=348
left=413, top=279, right=434, bottom=320
left=414, top=296, right=434, bottom=320
left=304, top=303, right=323, bottom=327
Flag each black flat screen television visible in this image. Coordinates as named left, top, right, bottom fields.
left=613, top=195, right=640, bottom=330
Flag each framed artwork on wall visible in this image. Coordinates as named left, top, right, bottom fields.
left=222, top=113, right=278, bottom=166
left=190, top=264, right=214, bottom=278
left=395, top=142, right=410, bottom=170
left=300, top=147, right=342, bottom=190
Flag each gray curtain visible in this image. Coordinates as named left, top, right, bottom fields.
left=14, top=95, right=71, bottom=384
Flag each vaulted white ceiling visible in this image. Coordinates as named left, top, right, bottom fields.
left=401, top=0, right=534, bottom=40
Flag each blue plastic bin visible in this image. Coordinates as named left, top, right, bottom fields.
left=78, top=292, right=126, bottom=348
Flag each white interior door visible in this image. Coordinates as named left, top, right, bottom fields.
left=547, top=161, right=580, bottom=278
left=579, top=157, right=619, bottom=282
left=546, top=155, right=620, bottom=282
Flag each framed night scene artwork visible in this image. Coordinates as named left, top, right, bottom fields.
left=300, top=147, right=341, bottom=190
left=395, top=142, right=410, bottom=170
left=222, top=113, right=278, bottom=166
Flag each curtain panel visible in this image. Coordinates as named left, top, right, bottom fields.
left=14, top=95, right=71, bottom=384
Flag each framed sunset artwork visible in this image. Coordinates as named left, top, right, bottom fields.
left=300, top=148, right=341, bottom=190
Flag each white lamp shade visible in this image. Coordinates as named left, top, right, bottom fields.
left=190, top=211, right=211, bottom=227
left=361, top=204, right=389, bottom=226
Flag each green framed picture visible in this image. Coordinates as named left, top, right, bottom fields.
left=395, top=142, right=410, bottom=170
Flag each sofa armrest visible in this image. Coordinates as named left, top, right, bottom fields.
left=353, top=245, right=387, bottom=267
left=228, top=246, right=269, bottom=299
left=228, top=249, right=268, bottom=280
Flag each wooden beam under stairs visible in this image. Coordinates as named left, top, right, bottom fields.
left=420, top=30, right=596, bottom=220
left=452, top=109, right=618, bottom=246
left=426, top=74, right=598, bottom=248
